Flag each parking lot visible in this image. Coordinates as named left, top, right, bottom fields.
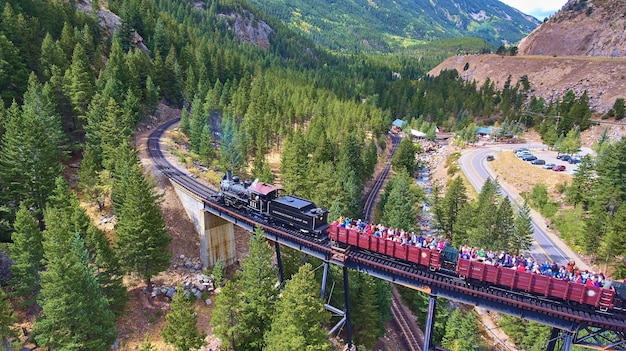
left=513, top=147, right=589, bottom=175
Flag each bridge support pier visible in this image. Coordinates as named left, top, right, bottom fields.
left=201, top=210, right=236, bottom=268
left=546, top=327, right=574, bottom=351
left=343, top=265, right=353, bottom=349
left=274, top=241, right=284, bottom=285
left=423, top=295, right=437, bottom=351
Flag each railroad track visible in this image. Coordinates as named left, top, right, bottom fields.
left=361, top=131, right=422, bottom=351
left=391, top=288, right=422, bottom=351
left=363, top=132, right=400, bottom=222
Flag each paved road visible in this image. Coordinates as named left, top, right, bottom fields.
left=459, top=143, right=591, bottom=270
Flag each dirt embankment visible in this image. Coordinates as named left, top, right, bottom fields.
left=429, top=54, right=626, bottom=113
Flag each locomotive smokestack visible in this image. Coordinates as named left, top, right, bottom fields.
left=226, top=170, right=232, bottom=182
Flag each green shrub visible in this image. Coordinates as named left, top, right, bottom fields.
left=212, top=260, right=224, bottom=287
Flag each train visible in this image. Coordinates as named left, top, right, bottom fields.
left=217, top=171, right=329, bottom=236
left=217, top=172, right=626, bottom=313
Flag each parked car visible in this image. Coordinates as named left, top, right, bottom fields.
left=486, top=155, right=495, bottom=161
left=522, top=155, right=537, bottom=162
left=553, top=165, right=566, bottom=171
left=531, top=159, right=546, bottom=165
left=515, top=148, right=530, bottom=154
left=542, top=163, right=556, bottom=169
left=569, top=158, right=581, bottom=164
left=516, top=151, right=532, bottom=158
left=557, top=154, right=572, bottom=162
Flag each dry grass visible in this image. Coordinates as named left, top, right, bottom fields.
left=490, top=150, right=571, bottom=197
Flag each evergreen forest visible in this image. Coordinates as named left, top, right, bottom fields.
left=0, top=0, right=623, bottom=350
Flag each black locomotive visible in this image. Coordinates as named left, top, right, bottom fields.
left=218, top=171, right=329, bottom=235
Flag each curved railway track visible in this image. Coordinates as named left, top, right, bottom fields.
left=148, top=119, right=626, bottom=339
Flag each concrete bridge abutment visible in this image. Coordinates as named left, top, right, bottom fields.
left=171, top=183, right=236, bottom=269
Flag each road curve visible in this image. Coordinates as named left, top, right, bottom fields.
left=459, top=146, right=588, bottom=269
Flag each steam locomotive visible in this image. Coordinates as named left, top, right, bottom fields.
left=217, top=171, right=329, bottom=235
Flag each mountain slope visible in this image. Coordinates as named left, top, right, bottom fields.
left=246, top=0, right=540, bottom=52
left=518, top=0, right=626, bottom=57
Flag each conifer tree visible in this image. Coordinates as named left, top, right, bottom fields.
left=441, top=177, right=468, bottom=240
left=114, top=152, right=171, bottom=290
left=211, top=279, right=241, bottom=351
left=35, top=209, right=116, bottom=350
left=162, top=285, right=207, bottom=351
left=351, top=274, right=382, bottom=349
left=48, top=178, right=127, bottom=316
left=237, top=226, right=278, bottom=351
left=100, top=98, right=132, bottom=171
left=0, top=75, right=65, bottom=219
left=189, top=96, right=206, bottom=153
left=199, top=124, right=215, bottom=164
left=9, top=203, right=43, bottom=303
left=441, top=308, right=483, bottom=351
left=145, top=75, right=160, bottom=115
left=380, top=171, right=420, bottom=231
left=63, top=43, right=95, bottom=116
left=280, top=129, right=309, bottom=195
left=392, top=137, right=417, bottom=175
left=264, top=263, right=331, bottom=351
left=220, top=113, right=244, bottom=173
left=0, top=287, right=17, bottom=343
left=511, top=201, right=533, bottom=256
left=494, top=197, right=515, bottom=251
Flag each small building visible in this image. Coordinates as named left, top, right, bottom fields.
left=410, top=129, right=427, bottom=140
left=476, top=126, right=493, bottom=138
left=392, top=119, right=406, bottom=131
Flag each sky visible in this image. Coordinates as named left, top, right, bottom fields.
left=499, top=0, right=569, bottom=19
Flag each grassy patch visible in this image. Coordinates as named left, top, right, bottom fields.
left=490, top=150, right=570, bottom=197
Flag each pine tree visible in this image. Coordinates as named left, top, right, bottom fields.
left=100, top=98, right=132, bottom=171
left=280, top=129, right=309, bottom=195
left=441, top=177, right=468, bottom=240
left=0, top=75, right=65, bottom=218
left=63, top=43, right=95, bottom=116
left=441, top=308, right=483, bottom=351
left=351, top=275, right=382, bottom=349
left=392, top=137, right=417, bottom=175
left=114, top=154, right=171, bottom=290
left=220, top=113, right=244, bottom=173
left=264, top=263, right=331, bottom=351
left=380, top=171, right=420, bottom=231
left=494, top=197, right=515, bottom=251
left=211, top=280, right=241, bottom=351
left=162, top=285, right=207, bottom=351
left=0, top=287, right=17, bottom=343
left=189, top=96, right=206, bottom=153
left=237, top=226, right=278, bottom=351
left=511, top=201, right=533, bottom=256
left=48, top=178, right=127, bottom=316
left=35, top=208, right=116, bottom=350
left=144, top=75, right=160, bottom=115
left=9, top=203, right=43, bottom=303
left=199, top=124, right=215, bottom=164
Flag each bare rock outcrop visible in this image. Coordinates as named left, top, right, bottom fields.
left=519, top=0, right=626, bottom=57
left=217, top=11, right=273, bottom=49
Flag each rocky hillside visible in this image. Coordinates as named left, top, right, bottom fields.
left=428, top=54, right=626, bottom=113
left=428, top=0, right=626, bottom=114
left=518, top=0, right=626, bottom=57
